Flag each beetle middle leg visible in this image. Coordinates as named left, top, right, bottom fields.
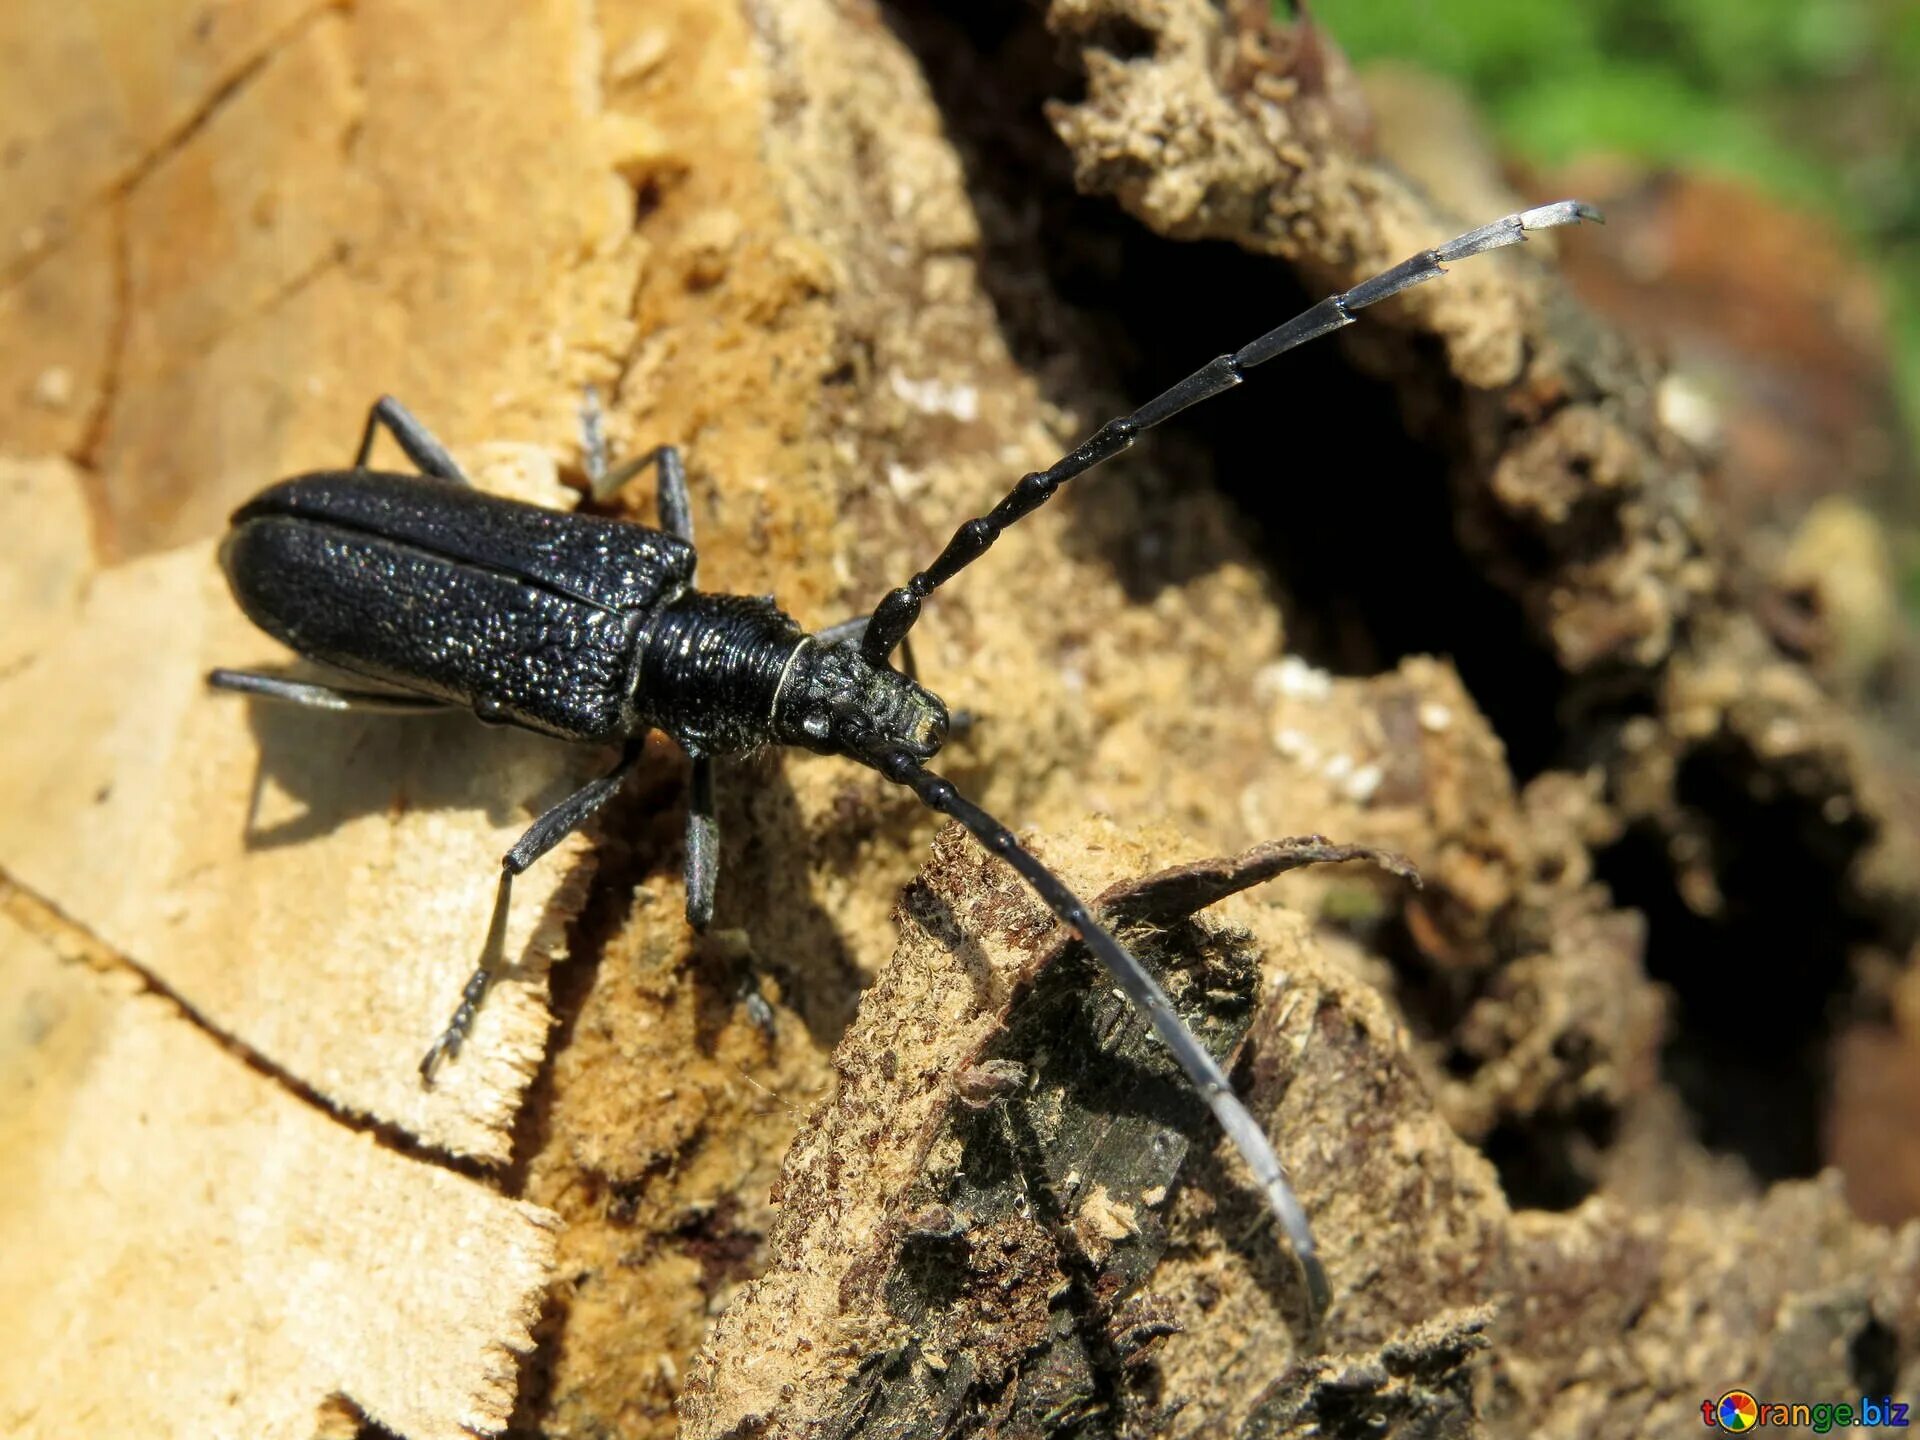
left=420, top=737, right=645, bottom=1081
left=633, top=451, right=721, bottom=931
left=589, top=441, right=694, bottom=525
left=352, top=394, right=471, bottom=484
left=579, top=386, right=695, bottom=527
left=577, top=395, right=721, bottom=931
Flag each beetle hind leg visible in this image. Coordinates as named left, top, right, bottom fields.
left=419, top=739, right=643, bottom=1083
left=208, top=667, right=451, bottom=715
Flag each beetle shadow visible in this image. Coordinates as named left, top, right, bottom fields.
left=890, top=876, right=1005, bottom=1016
left=229, top=697, right=606, bottom=853
left=700, top=753, right=891, bottom=1053
left=217, top=690, right=643, bottom=1096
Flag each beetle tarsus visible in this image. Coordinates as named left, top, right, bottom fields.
left=419, top=957, right=497, bottom=1082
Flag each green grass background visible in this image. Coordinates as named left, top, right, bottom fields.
left=1310, top=0, right=1920, bottom=605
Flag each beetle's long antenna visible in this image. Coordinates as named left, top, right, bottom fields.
left=860, top=201, right=1604, bottom=663
left=872, top=748, right=1332, bottom=1321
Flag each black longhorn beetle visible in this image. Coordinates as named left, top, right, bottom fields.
left=210, top=200, right=1601, bottom=1320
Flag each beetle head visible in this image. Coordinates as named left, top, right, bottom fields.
left=773, top=633, right=948, bottom=763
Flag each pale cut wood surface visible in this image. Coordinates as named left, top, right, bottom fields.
left=0, top=455, right=593, bottom=1160
left=0, top=1, right=688, bottom=1429
left=0, top=908, right=560, bottom=1440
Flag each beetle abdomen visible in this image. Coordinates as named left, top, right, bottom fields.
left=221, top=514, right=642, bottom=742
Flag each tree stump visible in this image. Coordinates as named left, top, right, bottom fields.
left=3, top=2, right=1917, bottom=1437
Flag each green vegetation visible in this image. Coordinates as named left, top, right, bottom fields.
left=1311, top=0, right=1920, bottom=515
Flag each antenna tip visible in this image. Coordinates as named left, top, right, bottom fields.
left=1520, top=199, right=1605, bottom=230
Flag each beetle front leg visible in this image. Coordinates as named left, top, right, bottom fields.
left=353, top=395, right=471, bottom=485
left=419, top=739, right=642, bottom=1082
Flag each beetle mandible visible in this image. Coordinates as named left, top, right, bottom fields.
left=211, top=201, right=1602, bottom=1320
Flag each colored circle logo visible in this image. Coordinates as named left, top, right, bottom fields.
left=1716, top=1390, right=1759, bottom=1432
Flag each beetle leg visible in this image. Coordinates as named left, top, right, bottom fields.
left=576, top=390, right=692, bottom=522
left=817, top=615, right=918, bottom=680
left=353, top=394, right=471, bottom=484
left=207, top=667, right=451, bottom=715
left=684, top=754, right=719, bottom=931
left=419, top=738, right=643, bottom=1082
left=680, top=763, right=777, bottom=1036
left=739, top=977, right=776, bottom=1039
left=652, top=445, right=693, bottom=545
left=580, top=385, right=611, bottom=489
left=580, top=407, right=719, bottom=928
left=576, top=397, right=717, bottom=928
left=589, top=442, right=693, bottom=545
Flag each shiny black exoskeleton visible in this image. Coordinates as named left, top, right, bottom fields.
left=212, top=202, right=1604, bottom=1324
left=215, top=394, right=945, bottom=1082
left=221, top=469, right=946, bottom=758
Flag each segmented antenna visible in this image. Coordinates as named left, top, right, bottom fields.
left=874, top=750, right=1333, bottom=1319
left=849, top=202, right=1607, bottom=1317
left=861, top=201, right=1605, bottom=663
